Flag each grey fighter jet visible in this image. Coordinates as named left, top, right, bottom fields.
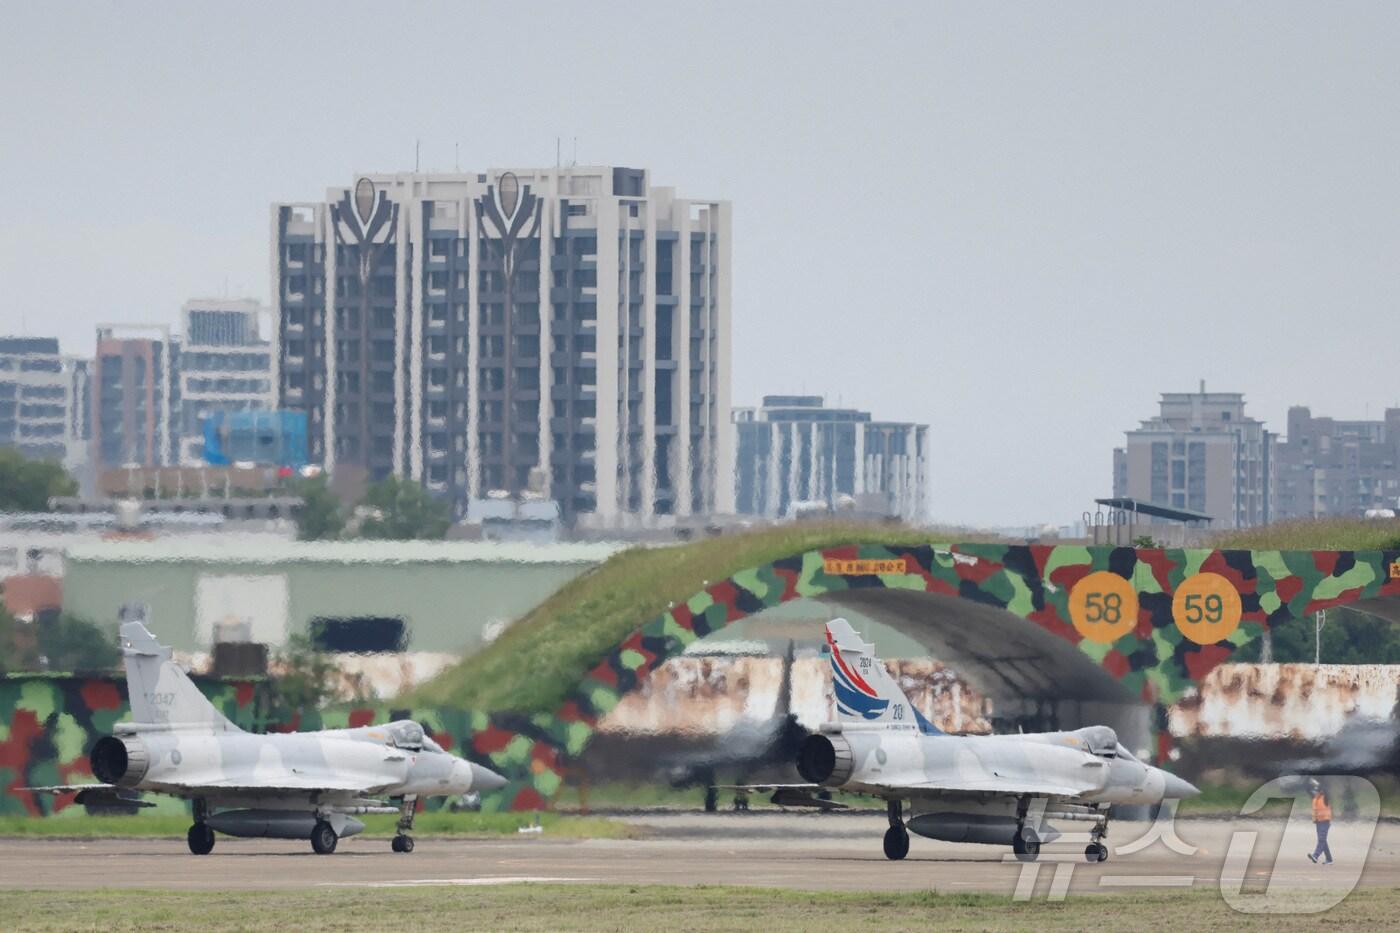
left=738, top=619, right=1199, bottom=863
left=26, top=621, right=507, bottom=855
left=654, top=640, right=810, bottom=811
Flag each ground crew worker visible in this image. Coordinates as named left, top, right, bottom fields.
left=1307, top=778, right=1333, bottom=864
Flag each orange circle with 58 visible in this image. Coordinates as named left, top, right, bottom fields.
left=1068, top=571, right=1140, bottom=644
left=1171, top=572, right=1242, bottom=645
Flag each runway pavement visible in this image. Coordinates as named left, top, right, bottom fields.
left=1, top=815, right=1395, bottom=896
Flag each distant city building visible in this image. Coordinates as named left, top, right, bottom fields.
left=0, top=337, right=89, bottom=472
left=271, top=167, right=732, bottom=527
left=1274, top=406, right=1400, bottom=519
left=203, top=410, right=308, bottom=468
left=1112, top=384, right=1274, bottom=528
left=177, top=299, right=274, bottom=464
left=93, top=323, right=180, bottom=467
left=733, top=395, right=928, bottom=523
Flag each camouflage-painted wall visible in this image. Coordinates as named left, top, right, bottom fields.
left=5, top=543, right=1399, bottom=814
left=0, top=674, right=266, bottom=816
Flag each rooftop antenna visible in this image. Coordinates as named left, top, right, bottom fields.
left=415, top=138, right=420, bottom=173
left=556, top=136, right=561, bottom=169
left=572, top=136, right=577, bottom=167
left=455, top=142, right=460, bottom=172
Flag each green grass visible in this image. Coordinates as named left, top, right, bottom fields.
left=0, top=811, right=635, bottom=839
left=1176, top=779, right=1400, bottom=820
left=1211, top=517, right=1400, bottom=551
left=407, top=521, right=996, bottom=713
left=1, top=885, right=1396, bottom=931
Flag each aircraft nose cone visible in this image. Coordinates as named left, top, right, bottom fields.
left=1161, top=772, right=1200, bottom=799
left=470, top=761, right=508, bottom=793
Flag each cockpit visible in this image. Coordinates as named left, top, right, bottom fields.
left=382, top=720, right=447, bottom=754
left=385, top=721, right=425, bottom=752
left=1071, top=725, right=1120, bottom=758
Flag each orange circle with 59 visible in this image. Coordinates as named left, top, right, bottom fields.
left=1068, top=571, right=1140, bottom=643
left=1171, top=572, right=1243, bottom=645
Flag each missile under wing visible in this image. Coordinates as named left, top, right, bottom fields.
left=25, top=621, right=507, bottom=855
left=736, top=619, right=1199, bottom=863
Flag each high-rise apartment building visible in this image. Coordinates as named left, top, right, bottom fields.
left=93, top=324, right=180, bottom=467
left=733, top=395, right=928, bottom=523
left=0, top=337, right=88, bottom=471
left=1112, top=385, right=1274, bottom=527
left=1274, top=406, right=1400, bottom=519
left=177, top=298, right=274, bottom=464
left=272, top=167, right=732, bottom=526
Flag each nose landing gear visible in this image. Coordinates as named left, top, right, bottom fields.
left=1085, top=810, right=1110, bottom=862
left=392, top=794, right=418, bottom=854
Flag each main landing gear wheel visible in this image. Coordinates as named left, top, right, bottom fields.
left=1012, top=833, right=1040, bottom=862
left=187, top=823, right=215, bottom=855
left=310, top=820, right=338, bottom=855
left=1085, top=842, right=1108, bottom=863
left=883, top=799, right=909, bottom=860
left=883, top=825, right=910, bottom=861
left=392, top=835, right=415, bottom=854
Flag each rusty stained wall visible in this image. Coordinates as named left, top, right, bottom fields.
left=1170, top=664, right=1400, bottom=741
left=597, top=656, right=992, bottom=736
left=601, top=657, right=1400, bottom=744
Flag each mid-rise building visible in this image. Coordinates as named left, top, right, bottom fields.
left=0, top=337, right=89, bottom=472
left=733, top=395, right=928, bottom=523
left=177, top=298, right=274, bottom=464
left=1112, top=384, right=1274, bottom=528
left=93, top=324, right=180, bottom=467
left=272, top=167, right=732, bottom=526
left=1274, top=406, right=1400, bottom=519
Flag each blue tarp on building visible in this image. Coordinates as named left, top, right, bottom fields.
left=203, top=411, right=308, bottom=467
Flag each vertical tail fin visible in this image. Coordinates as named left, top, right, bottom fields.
left=825, top=619, right=941, bottom=735
left=120, top=622, right=242, bottom=733
left=774, top=639, right=795, bottom=719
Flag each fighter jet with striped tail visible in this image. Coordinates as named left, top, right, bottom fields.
left=25, top=621, right=507, bottom=855
left=737, top=618, right=1199, bottom=862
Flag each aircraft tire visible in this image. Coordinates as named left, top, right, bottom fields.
left=392, top=835, right=414, bottom=854
left=310, top=820, right=338, bottom=855
left=883, top=826, right=910, bottom=861
left=1085, top=843, right=1108, bottom=863
left=187, top=823, right=215, bottom=856
left=1013, top=834, right=1039, bottom=862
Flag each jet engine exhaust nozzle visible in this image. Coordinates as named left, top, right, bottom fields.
left=90, top=735, right=150, bottom=787
left=797, top=733, right=853, bottom=786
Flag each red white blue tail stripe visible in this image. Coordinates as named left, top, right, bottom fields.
left=827, top=628, right=889, bottom=721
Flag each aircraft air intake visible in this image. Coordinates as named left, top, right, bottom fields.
left=90, top=735, right=150, bottom=787
left=796, top=733, right=853, bottom=786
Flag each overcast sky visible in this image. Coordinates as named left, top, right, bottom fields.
left=3, top=3, right=1398, bottom=527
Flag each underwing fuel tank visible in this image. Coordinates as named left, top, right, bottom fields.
left=206, top=810, right=366, bottom=840
left=907, top=812, right=1061, bottom=847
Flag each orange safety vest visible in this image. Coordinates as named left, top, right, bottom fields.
left=1312, top=793, right=1332, bottom=823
